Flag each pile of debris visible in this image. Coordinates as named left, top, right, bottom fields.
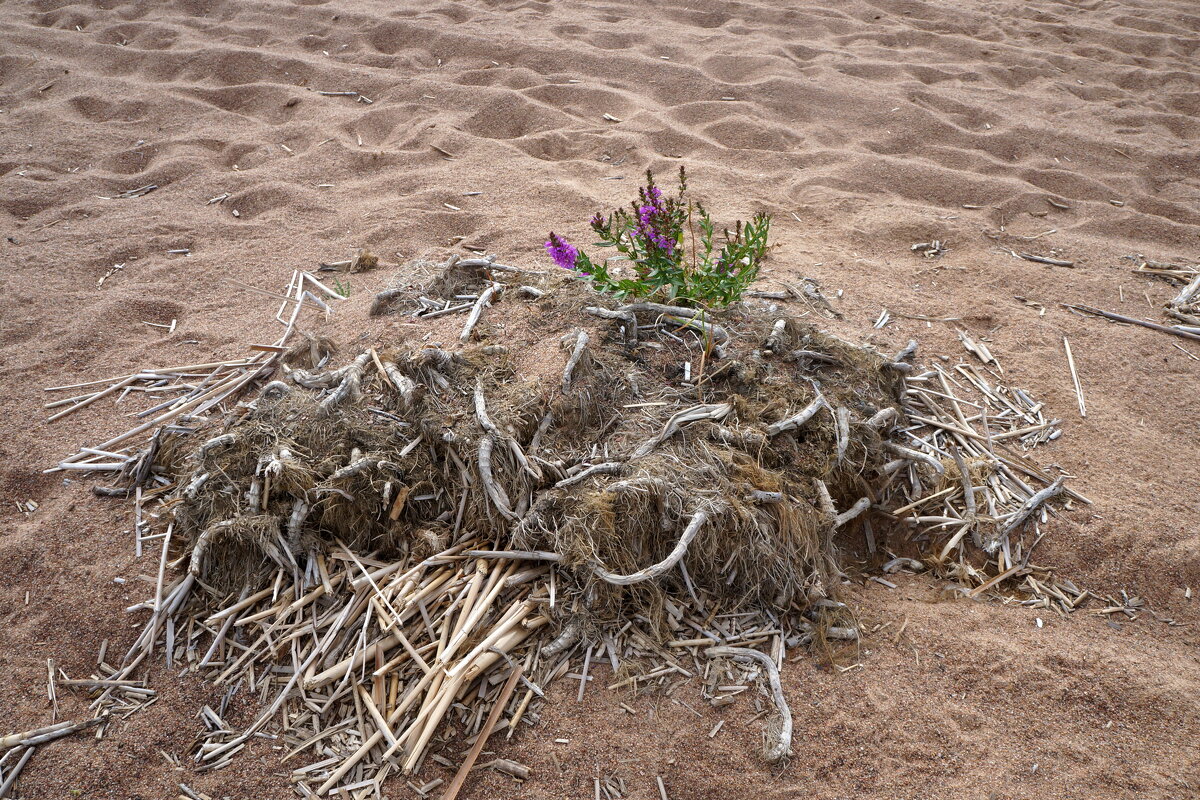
left=43, top=256, right=1082, bottom=799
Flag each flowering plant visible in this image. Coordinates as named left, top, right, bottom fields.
left=545, top=167, right=770, bottom=308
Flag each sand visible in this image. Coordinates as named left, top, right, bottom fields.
left=1, top=0, right=1198, bottom=797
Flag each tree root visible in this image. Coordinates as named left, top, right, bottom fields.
left=766, top=396, right=827, bottom=437
left=706, top=646, right=792, bottom=763
left=591, top=509, right=708, bottom=586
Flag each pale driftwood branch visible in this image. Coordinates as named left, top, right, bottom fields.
left=478, top=434, right=517, bottom=521
left=592, top=510, right=707, bottom=586
left=882, top=557, right=924, bottom=573
left=1063, top=337, right=1086, bottom=418
left=796, top=277, right=841, bottom=318
left=835, top=406, right=850, bottom=463
left=0, top=715, right=105, bottom=750
left=457, top=255, right=523, bottom=273
left=319, top=353, right=370, bottom=414
left=834, top=497, right=870, bottom=528
left=598, top=302, right=731, bottom=343
left=766, top=396, right=827, bottom=437
left=622, top=301, right=705, bottom=319
left=815, top=479, right=836, bottom=521
left=286, top=499, right=310, bottom=549
left=329, top=455, right=382, bottom=482
left=562, top=330, right=589, bottom=392
left=662, top=314, right=731, bottom=345
left=1170, top=273, right=1200, bottom=309
left=528, top=411, right=554, bottom=456
left=998, top=476, right=1065, bottom=540
left=1063, top=302, right=1200, bottom=343
left=195, top=433, right=237, bottom=460
left=473, top=379, right=500, bottom=437
left=463, top=550, right=562, bottom=562
left=949, top=445, right=979, bottom=546
left=473, top=379, right=538, bottom=483
left=482, top=758, right=531, bottom=779
left=764, top=318, right=788, bottom=352
left=288, top=364, right=347, bottom=389
left=189, top=520, right=235, bottom=577
left=0, top=746, right=33, bottom=798
left=47, top=375, right=137, bottom=423
left=786, top=349, right=839, bottom=366
left=460, top=282, right=501, bottom=343
left=555, top=461, right=624, bottom=489
left=631, top=403, right=732, bottom=459
left=258, top=380, right=290, bottom=399
left=542, top=620, right=581, bottom=658
left=894, top=339, right=918, bottom=362
left=884, top=442, right=945, bottom=474
left=370, top=287, right=405, bottom=316
left=380, top=360, right=421, bottom=411
left=706, top=647, right=791, bottom=762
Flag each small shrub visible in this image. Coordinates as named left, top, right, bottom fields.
left=545, top=167, right=770, bottom=308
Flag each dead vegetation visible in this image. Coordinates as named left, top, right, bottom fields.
left=28, top=256, right=1088, bottom=799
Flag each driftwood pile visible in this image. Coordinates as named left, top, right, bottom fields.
left=32, top=255, right=1086, bottom=799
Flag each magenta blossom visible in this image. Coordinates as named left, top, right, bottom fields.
left=545, top=232, right=579, bottom=271
left=636, top=203, right=674, bottom=253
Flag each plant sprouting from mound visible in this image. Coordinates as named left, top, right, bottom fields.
left=545, top=167, right=770, bottom=308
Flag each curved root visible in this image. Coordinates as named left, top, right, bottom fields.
left=592, top=509, right=707, bottom=586
left=706, top=646, right=792, bottom=763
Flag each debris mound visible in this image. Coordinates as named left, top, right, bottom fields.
left=64, top=257, right=1081, bottom=797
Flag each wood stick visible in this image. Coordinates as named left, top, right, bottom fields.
left=439, top=667, right=524, bottom=800
left=766, top=396, right=827, bottom=437
left=999, top=477, right=1066, bottom=539
left=460, top=283, right=500, bottom=343
left=1063, top=303, right=1200, bottom=342
left=463, top=550, right=561, bottom=562
left=631, top=403, right=732, bottom=459
left=949, top=446, right=979, bottom=546
left=43, top=360, right=252, bottom=393
left=834, top=406, right=850, bottom=464
left=154, top=523, right=174, bottom=616
left=561, top=330, right=589, bottom=392
left=833, top=497, right=870, bottom=529
left=1062, top=337, right=1085, bottom=417
left=0, top=716, right=104, bottom=749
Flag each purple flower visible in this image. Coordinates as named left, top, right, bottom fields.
left=545, top=232, right=579, bottom=271
left=590, top=212, right=605, bottom=229
left=636, top=203, right=673, bottom=253
left=646, top=185, right=663, bottom=206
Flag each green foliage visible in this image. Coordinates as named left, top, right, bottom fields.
left=545, top=167, right=770, bottom=309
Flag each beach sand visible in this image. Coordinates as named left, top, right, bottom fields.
left=1, top=0, right=1198, bottom=797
